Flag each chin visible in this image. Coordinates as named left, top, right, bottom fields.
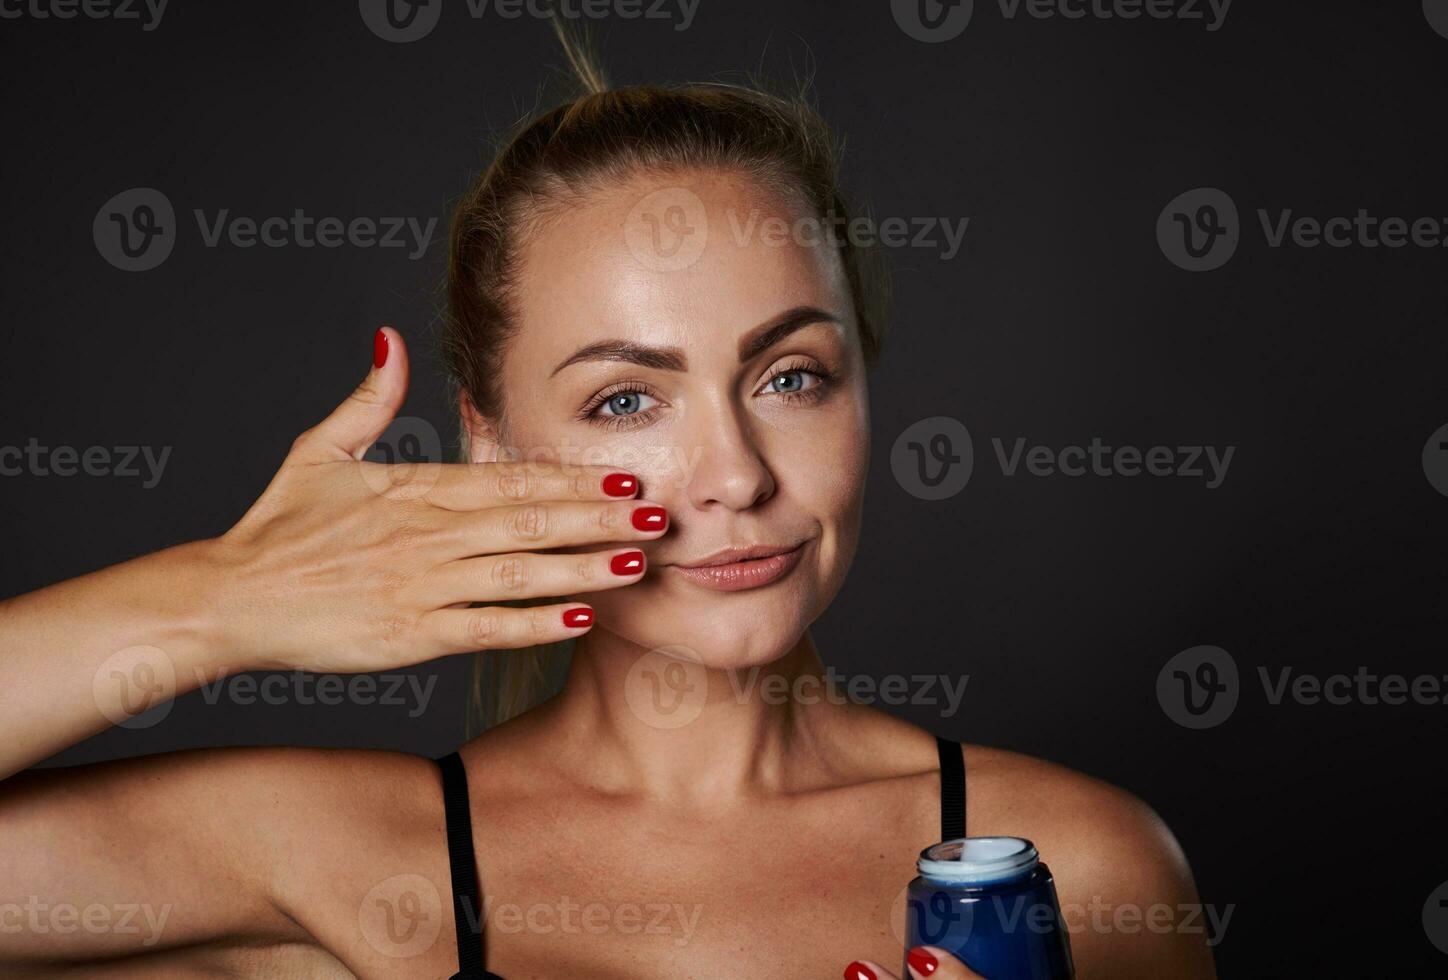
left=591, top=571, right=822, bottom=671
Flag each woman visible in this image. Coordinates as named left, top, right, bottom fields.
left=0, top=33, right=1216, bottom=980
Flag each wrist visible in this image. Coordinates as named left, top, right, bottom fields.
left=150, top=538, right=249, bottom=679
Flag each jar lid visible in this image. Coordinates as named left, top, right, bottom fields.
left=917, top=836, right=1039, bottom=884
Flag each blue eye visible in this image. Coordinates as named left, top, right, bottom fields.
left=766, top=368, right=825, bottom=396
left=597, top=390, right=657, bottom=417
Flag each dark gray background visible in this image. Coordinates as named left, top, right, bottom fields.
left=3, top=0, right=1446, bottom=974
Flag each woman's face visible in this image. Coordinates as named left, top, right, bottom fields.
left=470, top=168, right=870, bottom=670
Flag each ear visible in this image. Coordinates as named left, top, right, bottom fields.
left=458, top=390, right=505, bottom=464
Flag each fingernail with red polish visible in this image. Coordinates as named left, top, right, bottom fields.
left=602, top=472, right=638, bottom=497
left=843, top=963, right=877, bottom=980
left=562, top=607, right=593, bottom=628
left=631, top=506, right=667, bottom=531
left=907, top=948, right=939, bottom=977
left=611, top=550, right=645, bottom=576
left=373, top=327, right=389, bottom=369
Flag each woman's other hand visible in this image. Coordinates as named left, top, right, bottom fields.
left=845, top=946, right=988, bottom=980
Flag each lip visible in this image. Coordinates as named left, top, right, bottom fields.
left=669, top=542, right=806, bottom=592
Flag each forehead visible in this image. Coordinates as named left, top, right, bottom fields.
left=507, top=169, right=854, bottom=367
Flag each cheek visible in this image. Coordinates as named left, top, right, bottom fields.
left=806, top=403, right=870, bottom=585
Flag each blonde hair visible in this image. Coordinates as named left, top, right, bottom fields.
left=449, top=22, right=889, bottom=734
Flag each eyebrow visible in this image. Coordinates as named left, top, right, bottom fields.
left=549, top=306, right=843, bottom=377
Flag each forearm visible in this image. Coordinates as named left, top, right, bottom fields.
left=0, top=541, right=231, bottom=780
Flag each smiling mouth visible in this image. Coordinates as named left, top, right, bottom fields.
left=668, top=542, right=807, bottom=592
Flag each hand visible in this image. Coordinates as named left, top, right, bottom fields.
left=845, top=946, right=988, bottom=980
left=207, top=327, right=666, bottom=674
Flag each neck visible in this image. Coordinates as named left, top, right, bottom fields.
left=548, top=627, right=843, bottom=805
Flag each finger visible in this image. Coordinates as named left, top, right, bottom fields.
left=906, top=946, right=988, bottom=980
left=420, top=462, right=641, bottom=511
left=425, top=547, right=647, bottom=606
left=845, top=961, right=900, bottom=980
left=423, top=602, right=595, bottom=655
left=453, top=500, right=669, bottom=555
left=293, top=326, right=409, bottom=462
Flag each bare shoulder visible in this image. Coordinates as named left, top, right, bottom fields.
left=963, top=744, right=1186, bottom=878
left=151, top=746, right=450, bottom=885
left=962, top=743, right=1217, bottom=978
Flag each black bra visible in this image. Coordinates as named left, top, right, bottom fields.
left=436, top=735, right=967, bottom=980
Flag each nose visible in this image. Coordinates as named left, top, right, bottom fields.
left=679, top=398, right=775, bottom=512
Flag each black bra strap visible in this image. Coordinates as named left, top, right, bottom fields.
left=437, top=752, right=487, bottom=976
left=936, top=735, right=967, bottom=841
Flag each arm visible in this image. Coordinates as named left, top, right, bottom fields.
left=0, top=750, right=312, bottom=971
left=0, top=542, right=226, bottom=781
left=0, top=327, right=666, bottom=971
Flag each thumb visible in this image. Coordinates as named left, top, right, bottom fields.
left=295, top=326, right=410, bottom=462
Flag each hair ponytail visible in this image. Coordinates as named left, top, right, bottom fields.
left=549, top=16, right=609, bottom=96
